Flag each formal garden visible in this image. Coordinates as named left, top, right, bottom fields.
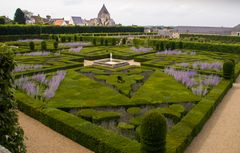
left=1, top=27, right=240, bottom=153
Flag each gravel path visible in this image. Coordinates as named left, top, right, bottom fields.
left=185, top=76, right=240, bottom=153
left=18, top=111, right=94, bottom=153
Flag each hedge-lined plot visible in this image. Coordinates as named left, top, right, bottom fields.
left=3, top=36, right=239, bottom=153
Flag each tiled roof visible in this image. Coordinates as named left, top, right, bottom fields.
left=54, top=20, right=65, bottom=26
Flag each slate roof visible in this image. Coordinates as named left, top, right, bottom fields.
left=71, top=16, right=84, bottom=25
left=232, top=24, right=240, bottom=32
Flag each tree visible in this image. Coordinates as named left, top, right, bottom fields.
left=14, top=8, right=26, bottom=24
left=0, top=46, right=26, bottom=153
left=0, top=16, right=5, bottom=24
left=140, top=111, right=167, bottom=153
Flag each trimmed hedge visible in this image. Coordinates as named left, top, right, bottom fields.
left=0, top=25, right=144, bottom=35
left=134, top=38, right=240, bottom=53
left=0, top=34, right=50, bottom=42
left=166, top=79, right=232, bottom=153
left=180, top=34, right=240, bottom=43
left=16, top=92, right=141, bottom=153
left=77, top=109, right=121, bottom=123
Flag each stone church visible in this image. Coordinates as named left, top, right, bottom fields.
left=85, top=4, right=115, bottom=26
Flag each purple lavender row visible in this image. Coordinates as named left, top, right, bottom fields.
left=15, top=77, right=39, bottom=97
left=68, top=46, right=83, bottom=53
left=17, top=51, right=51, bottom=56
left=202, top=75, right=221, bottom=87
left=157, top=50, right=184, bottom=55
left=157, top=50, right=196, bottom=55
left=193, top=61, right=222, bottom=71
left=44, top=71, right=67, bottom=100
left=13, top=64, right=43, bottom=73
left=17, top=39, right=43, bottom=42
left=164, top=67, right=198, bottom=88
left=130, top=47, right=153, bottom=53
left=60, top=42, right=91, bottom=47
left=192, top=87, right=208, bottom=96
left=32, top=73, right=48, bottom=85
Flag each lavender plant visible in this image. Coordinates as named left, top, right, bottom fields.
left=68, top=46, right=83, bottom=53
left=43, top=71, right=67, bottom=100
left=192, top=61, right=222, bottom=71
left=130, top=47, right=153, bottom=53
left=15, top=71, right=67, bottom=100
left=13, top=64, right=43, bottom=73
left=60, top=42, right=91, bottom=47
left=157, top=50, right=185, bottom=55
left=17, top=51, right=51, bottom=56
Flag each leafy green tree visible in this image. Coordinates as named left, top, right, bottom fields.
left=0, top=16, right=5, bottom=24
left=14, top=8, right=26, bottom=24
left=0, top=46, right=26, bottom=153
left=140, top=111, right=167, bottom=153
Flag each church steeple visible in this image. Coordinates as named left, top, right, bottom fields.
left=98, top=4, right=110, bottom=18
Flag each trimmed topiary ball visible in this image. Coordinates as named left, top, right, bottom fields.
left=140, top=111, right=167, bottom=153
left=29, top=41, right=35, bottom=51
left=41, top=41, right=47, bottom=50
left=223, top=60, right=234, bottom=79
left=53, top=41, right=58, bottom=50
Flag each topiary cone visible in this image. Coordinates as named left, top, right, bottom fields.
left=140, top=111, right=167, bottom=153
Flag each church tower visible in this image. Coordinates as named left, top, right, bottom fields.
left=97, top=4, right=115, bottom=26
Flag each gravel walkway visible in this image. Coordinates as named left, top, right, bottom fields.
left=185, top=76, right=240, bottom=153
left=18, top=111, right=94, bottom=153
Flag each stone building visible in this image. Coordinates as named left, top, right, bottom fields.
left=85, top=4, right=115, bottom=26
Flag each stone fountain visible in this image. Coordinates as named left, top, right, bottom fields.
left=93, top=53, right=130, bottom=68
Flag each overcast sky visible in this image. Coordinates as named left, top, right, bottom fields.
left=0, top=0, right=239, bottom=27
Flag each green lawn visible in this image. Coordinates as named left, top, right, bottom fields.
left=47, top=70, right=131, bottom=108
